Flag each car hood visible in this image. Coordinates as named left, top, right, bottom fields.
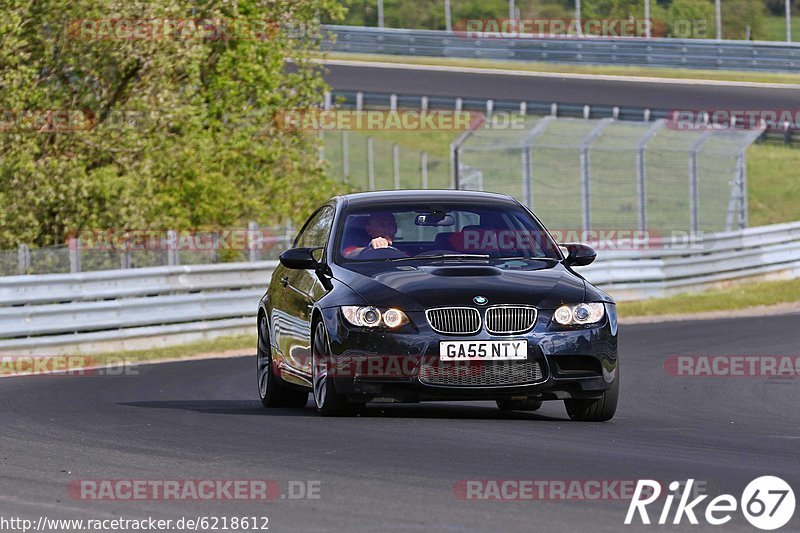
left=334, top=261, right=586, bottom=311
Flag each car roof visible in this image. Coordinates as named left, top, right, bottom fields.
left=335, top=190, right=519, bottom=209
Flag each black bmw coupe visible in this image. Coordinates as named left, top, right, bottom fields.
left=258, top=190, right=618, bottom=420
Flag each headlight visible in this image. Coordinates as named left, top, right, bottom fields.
left=553, top=303, right=605, bottom=326
left=341, top=306, right=410, bottom=329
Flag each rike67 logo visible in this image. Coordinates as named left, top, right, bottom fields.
left=626, top=477, right=795, bottom=530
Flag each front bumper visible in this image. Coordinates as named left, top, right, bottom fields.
left=319, top=306, right=618, bottom=403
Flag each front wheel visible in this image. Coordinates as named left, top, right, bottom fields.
left=312, top=321, right=356, bottom=416
left=257, top=314, right=308, bottom=408
left=564, top=373, right=619, bottom=422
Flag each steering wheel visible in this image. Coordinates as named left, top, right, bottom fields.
left=358, top=244, right=407, bottom=260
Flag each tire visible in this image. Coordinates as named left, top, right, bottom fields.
left=496, top=398, right=543, bottom=411
left=257, top=314, right=308, bottom=408
left=564, top=371, right=619, bottom=422
left=312, top=321, right=356, bottom=416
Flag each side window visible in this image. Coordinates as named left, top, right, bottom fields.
left=295, top=206, right=334, bottom=249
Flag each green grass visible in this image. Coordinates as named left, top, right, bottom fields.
left=323, top=52, right=800, bottom=86
left=95, top=334, right=256, bottom=362
left=618, top=277, right=800, bottom=317
left=0, top=334, right=256, bottom=375
left=759, top=16, right=800, bottom=42
left=747, top=143, right=800, bottom=226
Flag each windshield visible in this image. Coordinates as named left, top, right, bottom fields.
left=336, top=202, right=562, bottom=262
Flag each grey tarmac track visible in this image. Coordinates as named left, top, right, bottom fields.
left=321, top=62, right=800, bottom=111
left=0, top=314, right=798, bottom=532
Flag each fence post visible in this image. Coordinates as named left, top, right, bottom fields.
left=284, top=221, right=294, bottom=249
left=689, top=131, right=712, bottom=234
left=522, top=147, right=532, bottom=208
left=318, top=131, right=325, bottom=162
left=121, top=236, right=132, bottom=269
left=444, top=0, right=452, bottom=32
left=367, top=136, right=375, bottom=190
left=342, top=130, right=350, bottom=179
left=248, top=221, right=260, bottom=262
left=210, top=232, right=219, bottom=264
left=579, top=119, right=613, bottom=232
left=421, top=151, right=429, bottom=189
left=378, top=0, right=384, bottom=28
left=68, top=237, right=81, bottom=273
left=166, top=230, right=179, bottom=266
left=17, top=244, right=30, bottom=275
left=739, top=151, right=748, bottom=228
left=637, top=120, right=664, bottom=232
left=393, top=143, right=400, bottom=189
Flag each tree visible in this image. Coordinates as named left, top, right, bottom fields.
left=0, top=0, right=345, bottom=248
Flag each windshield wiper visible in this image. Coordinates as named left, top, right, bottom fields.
left=389, top=253, right=491, bottom=262
left=499, top=256, right=561, bottom=262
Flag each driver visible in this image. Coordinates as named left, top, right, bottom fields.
left=343, top=211, right=400, bottom=258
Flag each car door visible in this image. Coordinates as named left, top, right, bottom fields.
left=279, top=206, right=335, bottom=376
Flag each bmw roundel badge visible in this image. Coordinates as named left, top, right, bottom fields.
left=473, top=295, right=488, bottom=305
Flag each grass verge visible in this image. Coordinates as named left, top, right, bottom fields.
left=618, top=278, right=800, bottom=317
left=323, top=52, right=800, bottom=85
left=92, top=334, right=256, bottom=364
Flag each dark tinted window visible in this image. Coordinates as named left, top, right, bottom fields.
left=337, top=202, right=560, bottom=261
left=295, top=206, right=334, bottom=249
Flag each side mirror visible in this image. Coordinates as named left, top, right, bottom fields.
left=279, top=247, right=319, bottom=270
left=562, top=243, right=597, bottom=267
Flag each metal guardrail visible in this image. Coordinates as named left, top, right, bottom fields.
left=324, top=25, right=800, bottom=72
left=0, top=262, right=277, bottom=355
left=2, top=222, right=799, bottom=354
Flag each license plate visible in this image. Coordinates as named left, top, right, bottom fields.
left=439, top=340, right=527, bottom=361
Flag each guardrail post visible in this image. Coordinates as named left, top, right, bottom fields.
left=550, top=103, right=558, bottom=117
left=68, top=238, right=81, bottom=273
left=248, top=221, right=261, bottom=262
left=390, top=94, right=397, bottom=112
left=323, top=91, right=331, bottom=111
left=421, top=96, right=429, bottom=112
left=318, top=131, right=325, bottom=162
left=486, top=99, right=494, bottom=120
left=519, top=101, right=527, bottom=117
left=166, top=230, right=179, bottom=266
left=393, top=143, right=400, bottom=189
left=356, top=91, right=364, bottom=111
left=421, top=151, right=429, bottom=189
left=643, top=108, right=651, bottom=122
left=455, top=98, right=463, bottom=112
left=17, top=244, right=30, bottom=275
